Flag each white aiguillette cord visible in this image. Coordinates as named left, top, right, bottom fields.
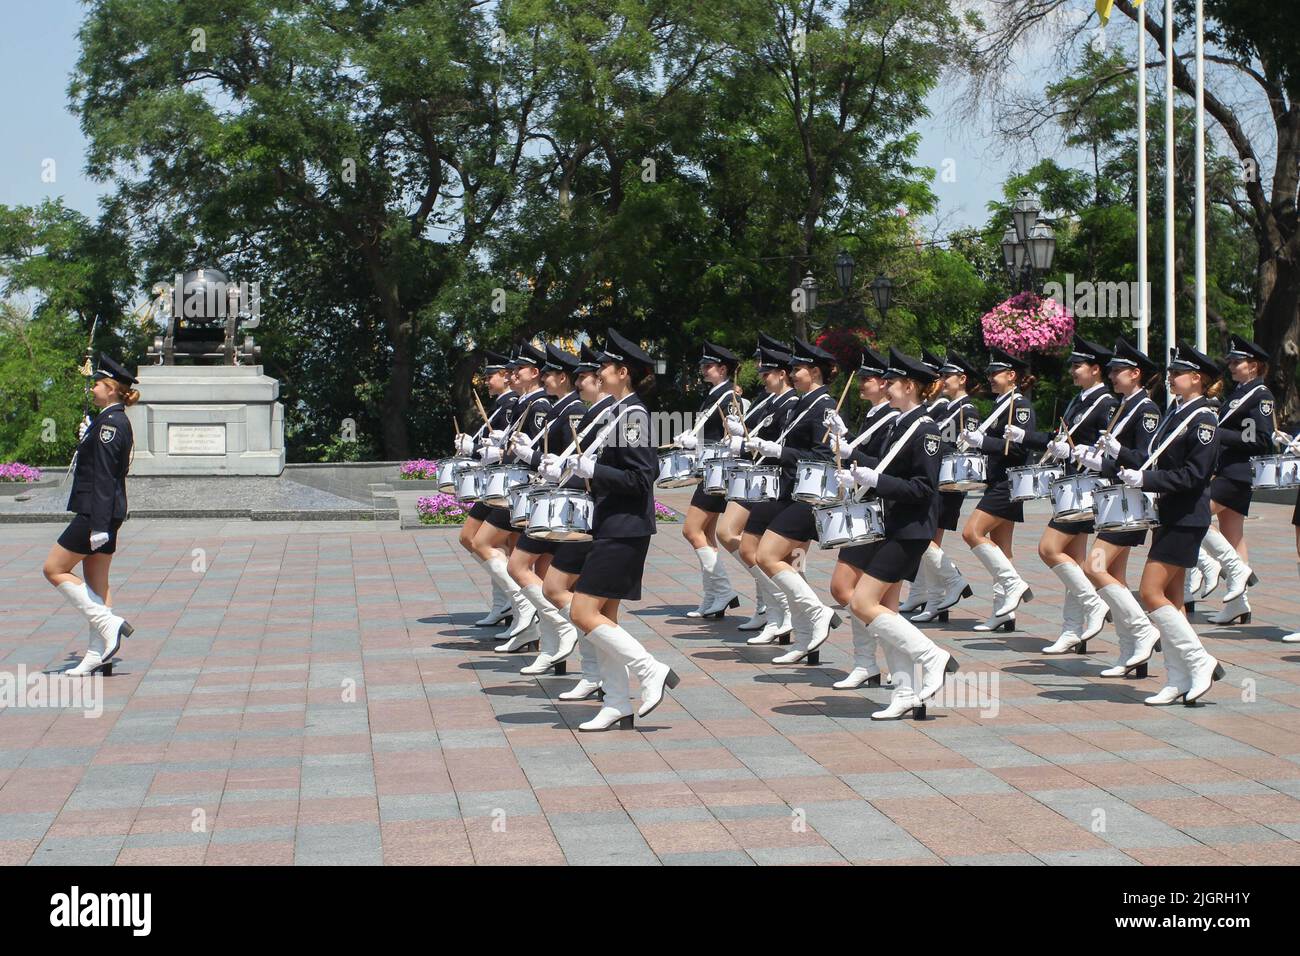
left=555, top=397, right=640, bottom=485
left=755, top=391, right=833, bottom=464
left=1138, top=406, right=1208, bottom=471
left=849, top=414, right=931, bottom=502
left=974, top=389, right=1018, bottom=432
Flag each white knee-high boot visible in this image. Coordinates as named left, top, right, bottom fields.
left=472, top=554, right=513, bottom=626
left=1145, top=606, right=1222, bottom=705
left=57, top=581, right=132, bottom=675
left=1096, top=584, right=1160, bottom=676
left=832, top=617, right=886, bottom=689
left=747, top=566, right=791, bottom=645
left=1284, top=563, right=1300, bottom=644
left=737, top=563, right=768, bottom=630
left=580, top=624, right=678, bottom=726
left=1043, top=563, right=1110, bottom=653
left=485, top=556, right=538, bottom=648
left=559, top=618, right=611, bottom=700
left=689, top=547, right=738, bottom=618
left=519, top=584, right=578, bottom=674
left=771, top=569, right=840, bottom=663
left=868, top=614, right=957, bottom=719
left=899, top=550, right=932, bottom=614
left=972, top=543, right=1033, bottom=617
left=1201, top=526, right=1257, bottom=602
left=579, top=639, right=634, bottom=730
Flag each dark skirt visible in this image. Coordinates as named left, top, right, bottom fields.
left=936, top=491, right=966, bottom=532
left=551, top=541, right=593, bottom=575
left=484, top=506, right=515, bottom=532
left=766, top=499, right=818, bottom=543
left=1098, top=529, right=1147, bottom=548
left=744, top=498, right=788, bottom=537
left=516, top=533, right=557, bottom=555
left=1048, top=516, right=1094, bottom=535
left=575, top=537, right=652, bottom=601
left=975, top=481, right=1024, bottom=522
left=468, top=501, right=494, bottom=521
left=837, top=539, right=928, bottom=583
left=689, top=485, right=727, bottom=514
left=58, top=515, right=124, bottom=555
left=1148, top=525, right=1208, bottom=568
left=1210, top=476, right=1253, bottom=517
left=1294, top=494, right=1300, bottom=528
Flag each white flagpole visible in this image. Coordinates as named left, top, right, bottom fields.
left=1163, top=0, right=1176, bottom=400
left=1137, top=3, right=1149, bottom=354
left=1193, top=0, right=1208, bottom=352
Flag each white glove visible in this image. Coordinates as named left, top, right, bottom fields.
left=725, top=415, right=745, bottom=437
left=539, top=453, right=563, bottom=482
left=1004, top=424, right=1026, bottom=443
left=1273, top=431, right=1295, bottom=450
left=727, top=435, right=745, bottom=455
left=958, top=428, right=985, bottom=451
left=89, top=531, right=109, bottom=551
left=1047, top=439, right=1071, bottom=460
left=510, top=433, right=535, bottom=459
left=454, top=433, right=475, bottom=455
left=481, top=445, right=503, bottom=464
left=78, top=416, right=92, bottom=441
left=487, top=429, right=506, bottom=444
left=825, top=412, right=848, bottom=438
left=1101, top=434, right=1122, bottom=458
left=829, top=435, right=851, bottom=458
left=675, top=432, right=698, bottom=450
left=835, top=469, right=855, bottom=491
left=1119, top=468, right=1144, bottom=489
left=568, top=454, right=597, bottom=479
left=851, top=465, right=879, bottom=490
left=1077, top=449, right=1104, bottom=472
left=746, top=438, right=782, bottom=458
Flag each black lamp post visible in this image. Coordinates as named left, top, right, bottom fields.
left=1001, top=190, right=1056, bottom=293
left=834, top=249, right=855, bottom=295
left=869, top=273, right=893, bottom=321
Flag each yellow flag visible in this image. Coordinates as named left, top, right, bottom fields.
left=1096, top=0, right=1115, bottom=24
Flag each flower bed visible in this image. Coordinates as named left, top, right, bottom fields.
left=400, top=458, right=441, bottom=480
left=0, top=462, right=42, bottom=483
left=417, top=492, right=470, bottom=524
left=655, top=500, right=679, bottom=522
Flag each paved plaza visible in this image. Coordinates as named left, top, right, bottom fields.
left=3, top=491, right=1300, bottom=866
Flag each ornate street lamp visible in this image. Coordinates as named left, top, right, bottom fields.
left=800, top=272, right=819, bottom=313
left=834, top=250, right=855, bottom=295
left=869, top=273, right=893, bottom=320
left=1011, top=188, right=1040, bottom=244
left=1025, top=220, right=1057, bottom=274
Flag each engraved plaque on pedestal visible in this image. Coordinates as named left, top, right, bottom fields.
left=168, top=424, right=227, bottom=456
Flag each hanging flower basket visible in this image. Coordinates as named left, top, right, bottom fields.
left=980, top=292, right=1074, bottom=357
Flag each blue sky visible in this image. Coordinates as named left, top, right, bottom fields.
left=0, top=1, right=1043, bottom=233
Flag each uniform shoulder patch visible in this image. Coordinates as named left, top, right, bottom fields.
left=758, top=414, right=774, bottom=430
left=923, top=434, right=940, bottom=457
left=1141, top=411, right=1159, bottom=433
left=1015, top=407, right=1030, bottom=425
left=1196, top=421, right=1216, bottom=445
left=533, top=409, right=547, bottom=430
left=99, top=424, right=117, bottom=444
left=623, top=412, right=645, bottom=445
left=1260, top=399, right=1274, bottom=417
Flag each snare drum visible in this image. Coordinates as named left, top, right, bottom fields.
left=526, top=488, right=595, bottom=542
left=1250, top=453, right=1300, bottom=490
left=725, top=463, right=780, bottom=502
left=437, top=455, right=472, bottom=494
left=813, top=498, right=886, bottom=549
left=793, top=459, right=849, bottom=505
left=1049, top=473, right=1107, bottom=523
left=695, top=442, right=731, bottom=477
left=701, top=456, right=731, bottom=496
left=1007, top=463, right=1065, bottom=502
left=453, top=461, right=487, bottom=502
left=509, top=483, right=542, bottom=529
left=656, top=449, right=699, bottom=488
left=481, top=463, right=531, bottom=507
left=938, top=452, right=987, bottom=492
left=1092, top=484, right=1159, bottom=532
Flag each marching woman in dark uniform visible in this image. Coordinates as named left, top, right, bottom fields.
left=1015, top=336, right=1118, bottom=654
left=471, top=343, right=553, bottom=650
left=545, top=330, right=679, bottom=731
left=1199, top=335, right=1273, bottom=625
left=43, top=355, right=138, bottom=676
left=910, top=351, right=979, bottom=624
left=745, top=338, right=844, bottom=664
left=959, top=347, right=1038, bottom=631
left=725, top=341, right=799, bottom=646
left=507, top=344, right=585, bottom=673
left=1101, top=342, right=1226, bottom=705
left=1075, top=338, right=1163, bottom=676
left=1270, top=417, right=1300, bottom=644
left=673, top=343, right=742, bottom=619
left=901, top=349, right=952, bottom=615
left=824, top=347, right=898, bottom=688
left=838, top=350, right=960, bottom=719
left=542, top=345, right=619, bottom=699
left=456, top=350, right=518, bottom=627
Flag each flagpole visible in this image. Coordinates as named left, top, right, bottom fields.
left=1136, top=1, right=1149, bottom=354
left=1193, top=0, right=1208, bottom=352
left=1163, top=0, right=1176, bottom=401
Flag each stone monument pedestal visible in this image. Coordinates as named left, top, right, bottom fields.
left=125, top=365, right=285, bottom=476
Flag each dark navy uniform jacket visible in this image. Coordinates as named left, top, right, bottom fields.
left=556, top=394, right=615, bottom=492
left=510, top=387, right=553, bottom=444
left=845, top=401, right=900, bottom=466
left=588, top=394, right=657, bottom=538
left=1022, top=383, right=1117, bottom=474
left=773, top=385, right=835, bottom=500
left=1106, top=390, right=1161, bottom=468
left=696, top=380, right=736, bottom=442
left=1103, top=396, right=1219, bottom=528
left=67, top=403, right=133, bottom=531
left=1215, top=376, right=1274, bottom=482
left=746, top=389, right=796, bottom=441
left=520, top=390, right=584, bottom=470
left=933, top=395, right=977, bottom=452
left=975, top=391, right=1036, bottom=484
left=472, top=391, right=516, bottom=461
left=857, top=406, right=942, bottom=540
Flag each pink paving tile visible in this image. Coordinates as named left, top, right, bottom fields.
left=638, top=820, right=744, bottom=855
left=204, top=842, right=296, bottom=865
left=117, top=845, right=209, bottom=866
